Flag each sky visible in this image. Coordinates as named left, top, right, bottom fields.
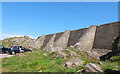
left=1, top=0, right=120, bottom=2
left=1, top=2, right=119, bottom=39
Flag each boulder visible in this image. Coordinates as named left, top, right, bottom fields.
left=64, top=57, right=84, bottom=69
left=84, top=63, right=103, bottom=72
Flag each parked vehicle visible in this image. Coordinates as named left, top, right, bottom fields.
left=23, top=48, right=32, bottom=52
left=7, top=46, right=32, bottom=55
left=0, top=45, right=9, bottom=54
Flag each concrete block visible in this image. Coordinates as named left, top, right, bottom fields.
left=43, top=34, right=54, bottom=47
left=93, top=22, right=119, bottom=50
left=45, top=34, right=56, bottom=49
left=75, top=25, right=97, bottom=51
left=68, top=28, right=87, bottom=46
left=54, top=32, right=63, bottom=42
left=34, top=35, right=46, bottom=48
left=55, top=30, right=71, bottom=48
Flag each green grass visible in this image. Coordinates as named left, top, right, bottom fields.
left=61, top=50, right=72, bottom=59
left=2, top=47, right=120, bottom=72
left=111, top=56, right=120, bottom=61
left=2, top=49, right=83, bottom=72
left=100, top=56, right=120, bottom=71
left=67, top=47, right=100, bottom=65
left=101, top=60, right=120, bottom=71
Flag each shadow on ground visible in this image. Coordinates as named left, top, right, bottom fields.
left=99, top=36, right=120, bottom=61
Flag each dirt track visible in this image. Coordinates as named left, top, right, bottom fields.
left=0, top=54, right=13, bottom=58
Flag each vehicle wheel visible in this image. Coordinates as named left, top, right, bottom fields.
left=22, top=50, right=25, bottom=53
left=12, top=51, right=16, bottom=55
left=7, top=52, right=10, bottom=55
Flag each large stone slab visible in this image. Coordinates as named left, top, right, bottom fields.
left=75, top=26, right=97, bottom=52
left=85, top=63, right=103, bottom=72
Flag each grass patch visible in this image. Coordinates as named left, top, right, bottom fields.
left=2, top=47, right=120, bottom=72
left=61, top=50, right=72, bottom=59
left=100, top=56, right=120, bottom=71
left=101, top=60, right=120, bottom=71
left=110, top=56, right=120, bottom=61
left=2, top=49, right=82, bottom=72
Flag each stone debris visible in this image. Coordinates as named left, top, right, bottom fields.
left=64, top=57, right=84, bottom=69
left=84, top=63, right=103, bottom=72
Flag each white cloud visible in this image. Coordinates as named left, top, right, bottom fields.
left=0, top=34, right=37, bottom=40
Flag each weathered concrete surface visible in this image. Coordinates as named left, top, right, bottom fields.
left=54, top=32, right=63, bottom=42
left=35, top=21, right=119, bottom=54
left=45, top=32, right=64, bottom=50
left=34, top=35, right=46, bottom=48
left=54, top=30, right=71, bottom=48
left=68, top=28, right=87, bottom=47
left=75, top=26, right=97, bottom=52
left=118, top=21, right=120, bottom=35
left=43, top=34, right=54, bottom=47
left=45, top=34, right=56, bottom=50
left=93, top=22, right=119, bottom=50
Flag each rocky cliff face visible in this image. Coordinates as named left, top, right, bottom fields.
left=2, top=36, right=35, bottom=49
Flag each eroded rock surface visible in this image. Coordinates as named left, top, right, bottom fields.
left=64, top=57, right=84, bottom=69
left=84, top=63, right=103, bottom=72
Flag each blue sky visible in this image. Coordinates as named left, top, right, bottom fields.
left=1, top=2, right=118, bottom=39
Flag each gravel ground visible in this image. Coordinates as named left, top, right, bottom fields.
left=0, top=54, right=13, bottom=58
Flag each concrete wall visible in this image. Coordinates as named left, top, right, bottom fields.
left=75, top=26, right=97, bottom=51
left=35, top=21, right=119, bottom=51
left=54, top=30, right=71, bottom=48
left=118, top=22, right=120, bottom=35
left=45, top=34, right=56, bottom=49
left=45, top=32, right=64, bottom=49
left=93, top=22, right=119, bottom=50
left=34, top=35, right=46, bottom=48
left=68, top=28, right=87, bottom=46
left=54, top=32, right=63, bottom=42
left=43, top=34, right=54, bottom=47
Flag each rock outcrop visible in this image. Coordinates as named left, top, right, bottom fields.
left=2, top=36, right=35, bottom=49
left=64, top=57, right=84, bottom=69
left=84, top=63, right=103, bottom=72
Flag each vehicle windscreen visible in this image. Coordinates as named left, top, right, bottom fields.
left=13, top=46, right=19, bottom=49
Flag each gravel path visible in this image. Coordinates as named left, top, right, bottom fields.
left=0, top=54, right=13, bottom=58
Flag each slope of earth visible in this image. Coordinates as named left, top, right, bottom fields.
left=2, top=48, right=120, bottom=72
left=1, top=36, right=35, bottom=49
left=2, top=49, right=84, bottom=72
